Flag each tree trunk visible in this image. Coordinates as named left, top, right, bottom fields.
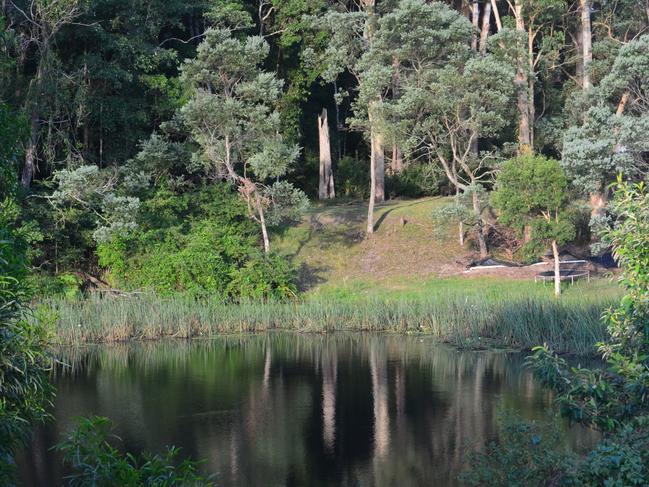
left=575, top=29, right=584, bottom=86
left=363, top=0, right=384, bottom=204
left=374, top=131, right=385, bottom=203
left=514, top=0, right=532, bottom=151
left=471, top=1, right=480, bottom=52
left=318, top=108, right=334, bottom=199
left=391, top=144, right=404, bottom=173
left=471, top=189, right=488, bottom=258
left=490, top=0, right=502, bottom=32
left=551, top=239, right=561, bottom=296
left=580, top=0, right=593, bottom=90
left=390, top=56, right=404, bottom=174
left=479, top=1, right=492, bottom=55
left=616, top=91, right=630, bottom=116
left=589, top=188, right=607, bottom=219
left=255, top=192, right=271, bottom=253
left=367, top=130, right=378, bottom=235
left=21, top=109, right=39, bottom=188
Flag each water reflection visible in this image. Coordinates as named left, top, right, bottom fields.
left=19, top=333, right=597, bottom=487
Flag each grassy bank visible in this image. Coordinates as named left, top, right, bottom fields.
left=50, top=279, right=617, bottom=355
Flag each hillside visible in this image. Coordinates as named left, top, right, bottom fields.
left=273, top=197, right=620, bottom=300
left=273, top=197, right=622, bottom=301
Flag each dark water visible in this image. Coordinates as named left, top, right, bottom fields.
left=18, top=333, right=596, bottom=487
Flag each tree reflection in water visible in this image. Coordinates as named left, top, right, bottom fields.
left=19, top=333, right=598, bottom=487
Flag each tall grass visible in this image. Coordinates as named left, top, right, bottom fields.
left=49, top=291, right=613, bottom=355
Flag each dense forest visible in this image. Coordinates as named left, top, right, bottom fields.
left=3, top=2, right=649, bottom=485
left=1, top=0, right=648, bottom=297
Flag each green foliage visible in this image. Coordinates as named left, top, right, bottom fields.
left=574, top=419, right=649, bottom=486
left=0, top=195, right=52, bottom=484
left=334, top=155, right=370, bottom=199
left=492, top=155, right=576, bottom=255
left=96, top=184, right=297, bottom=300
left=529, top=179, right=649, bottom=431
left=387, top=163, right=444, bottom=198
left=460, top=410, right=575, bottom=487
left=0, top=105, right=25, bottom=199
left=227, top=252, right=297, bottom=300
left=563, top=35, right=649, bottom=198
left=57, top=416, right=213, bottom=487
left=180, top=25, right=307, bottom=249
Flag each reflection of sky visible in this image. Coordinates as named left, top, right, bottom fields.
left=18, top=334, right=599, bottom=487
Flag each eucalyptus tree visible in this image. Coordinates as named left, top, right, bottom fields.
left=309, top=1, right=387, bottom=235
left=488, top=0, right=566, bottom=152
left=4, top=0, right=87, bottom=188
left=492, top=155, right=575, bottom=296
left=180, top=21, right=307, bottom=253
left=374, top=0, right=514, bottom=256
left=562, top=35, right=649, bottom=220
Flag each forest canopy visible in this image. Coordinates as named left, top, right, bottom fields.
left=1, top=0, right=648, bottom=296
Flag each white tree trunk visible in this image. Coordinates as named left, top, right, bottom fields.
left=490, top=0, right=502, bottom=32
left=471, top=1, right=480, bottom=51
left=318, top=108, right=334, bottom=199
left=367, top=131, right=378, bottom=235
left=255, top=192, right=270, bottom=253
left=374, top=131, right=385, bottom=203
left=552, top=240, right=561, bottom=296
left=472, top=190, right=488, bottom=258
left=580, top=0, right=593, bottom=90
left=479, top=1, right=492, bottom=55
left=513, top=0, right=532, bottom=151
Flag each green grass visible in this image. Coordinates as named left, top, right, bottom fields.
left=49, top=277, right=619, bottom=355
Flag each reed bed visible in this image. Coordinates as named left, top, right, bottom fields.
left=49, top=292, right=613, bottom=355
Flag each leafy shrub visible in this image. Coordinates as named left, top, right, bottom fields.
left=575, top=419, right=649, bottom=486
left=387, top=163, right=444, bottom=198
left=460, top=411, right=575, bottom=487
left=57, top=417, right=213, bottom=487
left=97, top=183, right=298, bottom=299
left=227, top=252, right=297, bottom=300
left=0, top=196, right=52, bottom=484
left=465, top=179, right=649, bottom=486
left=335, top=156, right=370, bottom=198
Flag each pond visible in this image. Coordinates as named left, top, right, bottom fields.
left=19, top=333, right=596, bottom=486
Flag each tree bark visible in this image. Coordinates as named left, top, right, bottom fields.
left=472, top=189, right=488, bottom=258
left=318, top=108, right=334, bottom=199
left=589, top=189, right=607, bottom=219
left=21, top=110, right=39, bottom=188
left=255, top=191, right=271, bottom=253
left=580, top=0, right=593, bottom=90
left=390, top=55, right=404, bottom=174
left=362, top=0, right=385, bottom=205
left=513, top=0, right=533, bottom=151
left=490, top=0, right=502, bottom=32
left=471, top=1, right=480, bottom=52
left=551, top=239, right=561, bottom=296
left=616, top=91, right=630, bottom=116
left=367, top=129, right=380, bottom=235
left=374, top=131, right=385, bottom=203
left=391, top=144, right=404, bottom=174
left=479, top=1, right=492, bottom=55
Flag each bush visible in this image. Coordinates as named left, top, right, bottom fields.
left=0, top=196, right=52, bottom=484
left=387, top=163, right=444, bottom=198
left=335, top=156, right=370, bottom=198
left=97, top=183, right=298, bottom=299
left=460, top=411, right=575, bottom=487
left=227, top=252, right=297, bottom=300
left=57, top=417, right=213, bottom=487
